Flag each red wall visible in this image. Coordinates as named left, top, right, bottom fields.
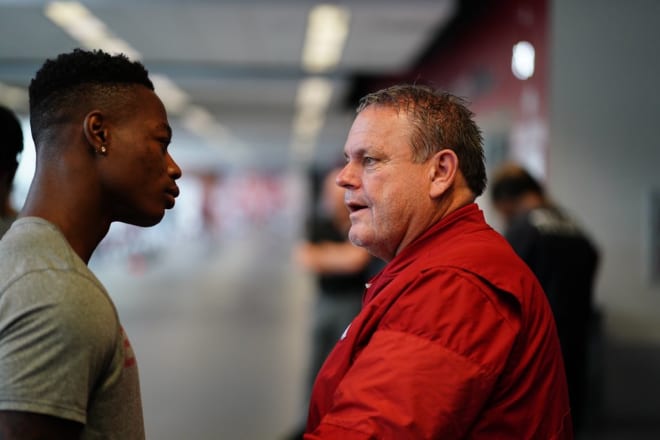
left=373, top=0, right=550, bottom=178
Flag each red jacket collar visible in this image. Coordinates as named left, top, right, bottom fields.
left=365, top=203, right=485, bottom=303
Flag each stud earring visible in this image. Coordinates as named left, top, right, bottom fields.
left=99, top=145, right=107, bottom=154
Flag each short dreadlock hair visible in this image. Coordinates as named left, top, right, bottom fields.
left=29, top=48, right=154, bottom=145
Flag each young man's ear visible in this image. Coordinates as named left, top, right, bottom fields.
left=82, top=111, right=108, bottom=155
left=428, top=149, right=458, bottom=199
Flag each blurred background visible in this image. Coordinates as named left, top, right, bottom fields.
left=1, top=0, right=659, bottom=438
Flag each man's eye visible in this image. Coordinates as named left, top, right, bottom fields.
left=363, top=157, right=376, bottom=165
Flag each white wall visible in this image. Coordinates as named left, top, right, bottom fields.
left=550, top=0, right=660, bottom=343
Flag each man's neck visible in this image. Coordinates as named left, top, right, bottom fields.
left=20, top=177, right=110, bottom=264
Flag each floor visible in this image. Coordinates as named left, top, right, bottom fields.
left=93, top=226, right=313, bottom=440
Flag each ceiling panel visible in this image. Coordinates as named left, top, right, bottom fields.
left=0, top=5, right=79, bottom=59
left=95, top=3, right=308, bottom=65
left=0, top=0, right=457, bottom=171
left=342, top=1, right=456, bottom=71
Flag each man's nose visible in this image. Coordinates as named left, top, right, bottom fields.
left=336, top=162, right=357, bottom=189
left=168, top=153, right=182, bottom=180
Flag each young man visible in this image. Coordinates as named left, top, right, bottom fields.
left=304, top=85, right=573, bottom=439
left=0, top=105, right=24, bottom=238
left=0, top=49, right=181, bottom=439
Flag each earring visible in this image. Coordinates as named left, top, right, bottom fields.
left=99, top=145, right=107, bottom=154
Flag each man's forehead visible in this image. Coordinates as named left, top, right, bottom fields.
left=358, top=103, right=409, bottom=120
left=344, top=115, right=410, bottom=155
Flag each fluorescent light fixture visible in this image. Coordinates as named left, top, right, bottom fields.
left=290, top=77, right=334, bottom=157
left=512, top=41, right=535, bottom=80
left=181, top=105, right=229, bottom=143
left=295, top=77, right=333, bottom=111
left=302, top=4, right=350, bottom=73
left=295, top=2, right=346, bottom=159
left=151, top=74, right=190, bottom=115
left=44, top=1, right=230, bottom=145
left=45, top=2, right=141, bottom=59
left=181, top=105, right=215, bottom=134
left=44, top=1, right=89, bottom=27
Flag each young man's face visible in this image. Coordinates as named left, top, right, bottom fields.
left=100, top=86, right=182, bottom=227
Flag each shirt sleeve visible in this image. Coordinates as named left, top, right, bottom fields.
left=306, top=269, right=521, bottom=439
left=0, top=270, right=118, bottom=423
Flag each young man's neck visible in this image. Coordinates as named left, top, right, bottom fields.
left=21, top=189, right=109, bottom=264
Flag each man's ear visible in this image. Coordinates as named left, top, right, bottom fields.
left=428, top=149, right=459, bottom=199
left=82, top=110, right=108, bottom=154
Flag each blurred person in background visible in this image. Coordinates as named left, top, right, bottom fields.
left=0, top=49, right=181, bottom=439
left=491, top=163, right=600, bottom=431
left=0, top=105, right=24, bottom=238
left=285, top=167, right=383, bottom=440
left=304, top=84, right=573, bottom=439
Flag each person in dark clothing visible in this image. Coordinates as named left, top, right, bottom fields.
left=299, top=168, right=375, bottom=391
left=285, top=168, right=382, bottom=440
left=491, top=163, right=599, bottom=431
left=0, top=105, right=24, bottom=238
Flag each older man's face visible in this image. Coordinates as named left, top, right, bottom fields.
left=336, top=106, right=435, bottom=262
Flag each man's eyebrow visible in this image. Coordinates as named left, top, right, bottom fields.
left=347, top=145, right=383, bottom=157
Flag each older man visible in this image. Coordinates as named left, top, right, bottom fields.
left=304, top=85, right=572, bottom=439
left=0, top=49, right=181, bottom=439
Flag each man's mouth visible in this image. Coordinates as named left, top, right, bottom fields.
left=166, top=185, right=180, bottom=199
left=346, top=201, right=368, bottom=213
left=164, top=185, right=180, bottom=209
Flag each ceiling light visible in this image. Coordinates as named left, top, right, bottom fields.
left=290, top=77, right=334, bottom=158
left=44, top=1, right=89, bottom=27
left=512, top=41, right=535, bottom=80
left=182, top=106, right=215, bottom=134
left=45, top=2, right=140, bottom=59
left=44, top=1, right=230, bottom=144
left=302, top=4, right=350, bottom=73
left=151, top=74, right=190, bottom=115
left=295, top=77, right=333, bottom=111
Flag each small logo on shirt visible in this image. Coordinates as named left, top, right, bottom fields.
left=340, top=323, right=351, bottom=340
left=121, top=326, right=137, bottom=368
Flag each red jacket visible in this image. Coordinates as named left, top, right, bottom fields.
left=305, top=204, right=573, bottom=439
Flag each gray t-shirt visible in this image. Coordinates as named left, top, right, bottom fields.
left=0, top=217, right=145, bottom=439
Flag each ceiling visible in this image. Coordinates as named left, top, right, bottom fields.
left=0, top=0, right=457, bottom=171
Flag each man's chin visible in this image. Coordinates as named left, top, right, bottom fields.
left=348, top=228, right=370, bottom=249
left=120, top=210, right=166, bottom=228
